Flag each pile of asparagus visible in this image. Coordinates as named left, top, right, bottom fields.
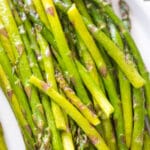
left=0, top=0, right=150, bottom=149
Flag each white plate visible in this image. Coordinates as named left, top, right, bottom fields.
left=0, top=0, right=150, bottom=149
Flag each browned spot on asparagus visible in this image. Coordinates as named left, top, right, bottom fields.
left=46, top=7, right=55, bottom=16
left=0, top=28, right=8, bottom=37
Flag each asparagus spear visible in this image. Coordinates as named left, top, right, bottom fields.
left=109, top=21, right=132, bottom=148
left=76, top=34, right=105, bottom=94
left=41, top=0, right=92, bottom=106
left=0, top=65, right=35, bottom=149
left=0, top=123, right=7, bottom=150
left=36, top=31, right=67, bottom=130
left=37, top=32, right=75, bottom=149
left=76, top=34, right=105, bottom=114
left=30, top=75, right=109, bottom=150
left=76, top=60, right=114, bottom=118
left=131, top=88, right=145, bottom=150
left=55, top=66, right=100, bottom=125
left=93, top=0, right=150, bottom=120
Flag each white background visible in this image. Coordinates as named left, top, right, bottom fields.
left=0, top=0, right=150, bottom=149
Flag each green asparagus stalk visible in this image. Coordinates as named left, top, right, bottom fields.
left=37, top=32, right=74, bottom=149
left=41, top=0, right=92, bottom=106
left=55, top=67, right=100, bottom=125
left=36, top=32, right=67, bottom=130
left=0, top=18, right=15, bottom=65
left=76, top=60, right=114, bottom=118
left=68, top=4, right=145, bottom=88
left=30, top=75, right=109, bottom=150
left=0, top=65, right=35, bottom=149
left=131, top=88, right=145, bottom=150
left=109, top=21, right=132, bottom=148
left=0, top=123, right=7, bottom=150
left=93, top=0, right=150, bottom=120
left=118, top=51, right=132, bottom=148
left=76, top=34, right=105, bottom=94
left=101, top=119, right=117, bottom=150
left=0, top=41, right=36, bottom=138
left=76, top=34, right=105, bottom=115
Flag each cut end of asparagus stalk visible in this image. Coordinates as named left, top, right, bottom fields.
left=75, top=60, right=114, bottom=118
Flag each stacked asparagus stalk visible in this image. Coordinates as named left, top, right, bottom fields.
left=0, top=0, right=149, bottom=149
